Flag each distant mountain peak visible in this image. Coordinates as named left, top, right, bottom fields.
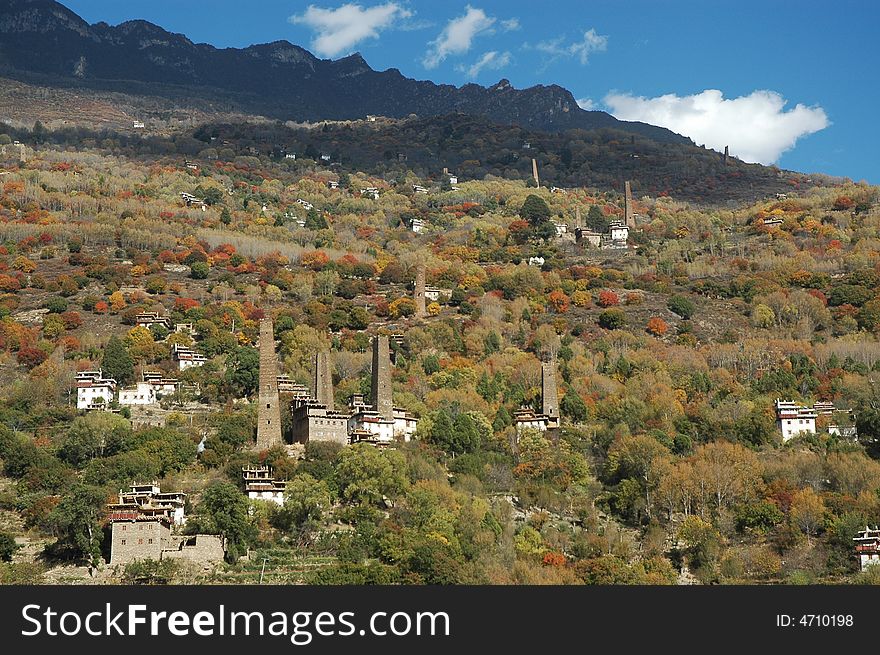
left=0, top=0, right=689, bottom=145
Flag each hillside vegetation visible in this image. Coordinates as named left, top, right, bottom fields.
left=0, top=126, right=879, bottom=585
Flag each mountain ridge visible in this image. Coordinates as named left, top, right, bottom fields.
left=0, top=0, right=690, bottom=144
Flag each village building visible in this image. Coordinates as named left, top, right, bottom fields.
left=575, top=229, right=603, bottom=247
left=142, top=371, right=180, bottom=397
left=607, top=221, right=630, bottom=246
left=528, top=256, right=545, bottom=267
left=775, top=399, right=818, bottom=441
left=441, top=167, right=458, bottom=185
left=296, top=198, right=313, bottom=210
left=412, top=185, right=428, bottom=194
left=290, top=352, right=350, bottom=445
left=172, top=344, right=208, bottom=370
left=514, top=359, right=560, bottom=434
left=360, top=187, right=380, bottom=199
left=76, top=370, right=116, bottom=410
left=425, top=286, right=452, bottom=303
left=242, top=465, right=287, bottom=506
left=174, top=322, right=196, bottom=336
left=276, top=374, right=308, bottom=396
left=106, top=483, right=222, bottom=567
left=136, top=311, right=173, bottom=331
left=348, top=336, right=418, bottom=444
left=118, top=381, right=157, bottom=406
left=327, top=180, right=339, bottom=189
left=854, top=527, right=880, bottom=571
left=410, top=216, right=426, bottom=233
left=256, top=318, right=282, bottom=450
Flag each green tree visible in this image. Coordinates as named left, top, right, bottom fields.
left=305, top=208, right=328, bottom=230
left=561, top=387, right=588, bottom=422
left=598, top=308, right=627, bottom=329
left=224, top=346, right=259, bottom=397
left=190, top=262, right=209, bottom=279
left=220, top=207, right=232, bottom=225
left=47, top=483, right=107, bottom=565
left=59, top=413, right=132, bottom=468
left=0, top=530, right=19, bottom=562
left=520, top=194, right=551, bottom=227
left=667, top=295, right=696, bottom=319
left=193, top=481, right=257, bottom=561
left=275, top=474, right=331, bottom=531
left=101, top=335, right=134, bottom=385
left=586, top=205, right=609, bottom=232
left=335, top=444, right=407, bottom=506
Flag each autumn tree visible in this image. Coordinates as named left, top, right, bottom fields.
left=606, top=434, right=671, bottom=519
left=646, top=317, right=668, bottom=336
left=789, top=487, right=826, bottom=540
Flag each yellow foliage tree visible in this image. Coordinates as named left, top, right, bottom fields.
left=109, top=290, right=126, bottom=312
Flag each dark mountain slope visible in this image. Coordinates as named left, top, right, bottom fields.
left=0, top=0, right=689, bottom=144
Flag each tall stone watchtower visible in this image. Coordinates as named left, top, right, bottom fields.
left=314, top=351, right=334, bottom=410
left=414, top=264, right=427, bottom=319
left=371, top=335, right=394, bottom=420
left=256, top=317, right=282, bottom=449
left=542, top=357, right=560, bottom=429
left=532, top=158, right=540, bottom=187
left=624, top=180, right=635, bottom=228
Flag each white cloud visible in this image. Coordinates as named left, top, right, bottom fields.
left=576, top=97, right=596, bottom=110
left=535, top=28, right=607, bottom=65
left=423, top=6, right=495, bottom=69
left=459, top=50, right=512, bottom=78
left=501, top=18, right=520, bottom=31
left=290, top=3, right=412, bottom=58
left=603, top=89, right=829, bottom=164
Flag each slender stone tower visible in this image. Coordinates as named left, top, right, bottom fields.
left=414, top=264, right=427, bottom=319
left=314, top=351, right=334, bottom=410
left=624, top=180, right=635, bottom=228
left=256, top=317, right=282, bottom=449
left=532, top=158, right=540, bottom=187
left=542, top=357, right=560, bottom=428
left=723, top=145, right=729, bottom=164
left=575, top=206, right=582, bottom=228
left=371, top=335, right=394, bottom=420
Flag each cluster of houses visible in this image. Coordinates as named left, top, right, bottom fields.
left=105, top=483, right=223, bottom=566
left=179, top=192, right=206, bottom=210
left=774, top=398, right=857, bottom=441
left=75, top=369, right=184, bottom=411
left=75, top=312, right=208, bottom=412
left=276, top=334, right=419, bottom=447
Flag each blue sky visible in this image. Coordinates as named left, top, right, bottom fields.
left=63, top=0, right=879, bottom=182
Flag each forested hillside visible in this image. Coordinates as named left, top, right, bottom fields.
left=0, top=124, right=879, bottom=585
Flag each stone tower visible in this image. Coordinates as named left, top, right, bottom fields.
left=532, top=158, right=540, bottom=187
left=371, top=335, right=394, bottom=420
left=414, top=264, right=427, bottom=319
left=256, top=317, right=282, bottom=449
left=314, top=351, right=334, bottom=410
left=542, top=357, right=560, bottom=429
left=624, top=180, right=635, bottom=228
left=575, top=206, right=582, bottom=229
left=723, top=145, right=729, bottom=164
